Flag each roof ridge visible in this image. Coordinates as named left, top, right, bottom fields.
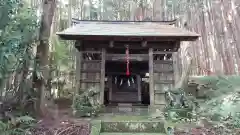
left=57, top=20, right=200, bottom=41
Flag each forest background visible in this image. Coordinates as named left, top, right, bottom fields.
left=1, top=0, right=240, bottom=134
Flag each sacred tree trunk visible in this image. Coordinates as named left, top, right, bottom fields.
left=33, top=0, right=56, bottom=116
left=172, top=0, right=240, bottom=76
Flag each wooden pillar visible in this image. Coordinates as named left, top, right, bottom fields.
left=137, top=75, right=141, bottom=103
left=100, top=48, right=106, bottom=105
left=172, top=52, right=178, bottom=86
left=149, top=48, right=154, bottom=106
left=108, top=75, right=112, bottom=104
left=75, top=41, right=82, bottom=94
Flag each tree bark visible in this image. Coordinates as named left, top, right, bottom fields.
left=33, top=0, right=56, bottom=116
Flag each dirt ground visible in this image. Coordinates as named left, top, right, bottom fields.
left=31, top=98, right=91, bottom=135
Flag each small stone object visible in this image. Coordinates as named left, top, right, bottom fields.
left=167, top=126, right=174, bottom=135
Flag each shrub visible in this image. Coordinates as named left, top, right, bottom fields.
left=72, top=87, right=103, bottom=117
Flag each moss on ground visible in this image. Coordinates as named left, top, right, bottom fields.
left=101, top=121, right=165, bottom=133
left=190, top=75, right=240, bottom=87
left=102, top=120, right=165, bottom=133
left=91, top=115, right=166, bottom=133
left=100, top=133, right=166, bottom=135
left=90, top=120, right=101, bottom=135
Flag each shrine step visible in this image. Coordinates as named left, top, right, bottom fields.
left=104, top=105, right=149, bottom=115
left=101, top=121, right=165, bottom=133
left=90, top=116, right=167, bottom=135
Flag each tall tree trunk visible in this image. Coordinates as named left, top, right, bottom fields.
left=152, top=0, right=163, bottom=21
left=33, top=0, right=56, bottom=116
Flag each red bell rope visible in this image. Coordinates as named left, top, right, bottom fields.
left=125, top=45, right=130, bottom=76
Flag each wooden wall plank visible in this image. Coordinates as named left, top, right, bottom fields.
left=154, top=93, right=166, bottom=105
left=153, top=51, right=174, bottom=54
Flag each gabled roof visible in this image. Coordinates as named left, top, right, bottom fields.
left=56, top=20, right=200, bottom=41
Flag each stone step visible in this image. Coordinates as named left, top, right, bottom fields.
left=100, top=133, right=166, bottom=135
left=104, top=106, right=149, bottom=115
left=101, top=121, right=165, bottom=133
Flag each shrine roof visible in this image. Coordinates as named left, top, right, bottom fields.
left=56, top=20, right=200, bottom=41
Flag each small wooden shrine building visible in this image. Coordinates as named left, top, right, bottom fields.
left=57, top=19, right=199, bottom=111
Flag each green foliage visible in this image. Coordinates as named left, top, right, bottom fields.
left=165, top=75, right=240, bottom=129
left=72, top=87, right=103, bottom=117
left=51, top=35, right=72, bottom=70
left=0, top=115, right=35, bottom=135
left=0, top=0, right=39, bottom=120
left=0, top=0, right=38, bottom=86
left=0, top=1, right=38, bottom=74
left=197, top=76, right=240, bottom=127
left=164, top=88, right=198, bottom=122
left=0, top=0, right=21, bottom=30
left=50, top=35, right=75, bottom=99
